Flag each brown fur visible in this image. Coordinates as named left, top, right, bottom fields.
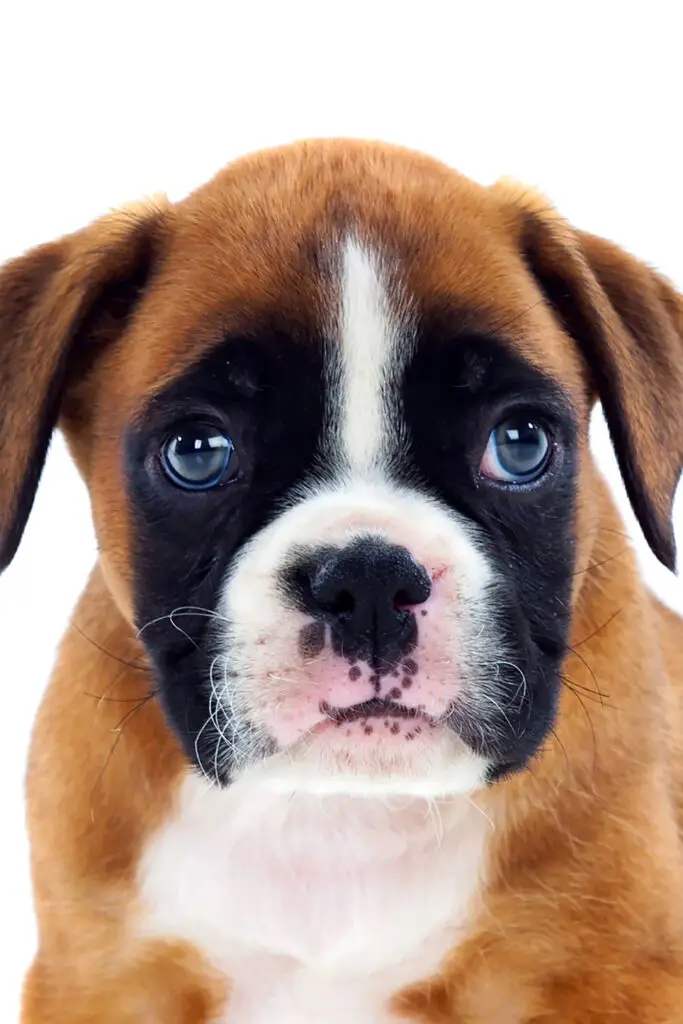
left=1, top=140, right=682, bottom=1021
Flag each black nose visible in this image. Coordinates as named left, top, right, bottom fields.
left=293, top=538, right=431, bottom=669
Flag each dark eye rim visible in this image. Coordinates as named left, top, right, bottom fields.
left=477, top=411, right=560, bottom=490
left=159, top=420, right=236, bottom=491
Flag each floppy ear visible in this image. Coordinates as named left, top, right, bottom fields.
left=0, top=200, right=169, bottom=572
left=493, top=181, right=683, bottom=572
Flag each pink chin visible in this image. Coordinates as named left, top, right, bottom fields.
left=260, top=699, right=446, bottom=751
left=258, top=601, right=459, bottom=748
left=260, top=667, right=456, bottom=747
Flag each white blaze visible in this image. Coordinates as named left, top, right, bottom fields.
left=338, top=239, right=403, bottom=476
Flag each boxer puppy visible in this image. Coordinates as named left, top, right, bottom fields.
left=2, top=140, right=683, bottom=1023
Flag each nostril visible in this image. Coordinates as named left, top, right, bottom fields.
left=394, top=576, right=431, bottom=610
left=291, top=568, right=313, bottom=601
left=287, top=542, right=430, bottom=641
left=324, top=588, right=355, bottom=617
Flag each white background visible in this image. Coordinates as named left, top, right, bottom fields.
left=1, top=2, right=682, bottom=1017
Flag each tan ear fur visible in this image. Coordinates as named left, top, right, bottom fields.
left=493, top=179, right=683, bottom=570
left=0, top=198, right=169, bottom=571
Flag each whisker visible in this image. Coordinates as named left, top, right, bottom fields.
left=560, top=683, right=598, bottom=778
left=90, top=694, right=156, bottom=811
left=572, top=607, right=623, bottom=650
left=194, top=686, right=219, bottom=787
left=560, top=674, right=613, bottom=707
left=496, top=660, right=529, bottom=711
left=84, top=690, right=156, bottom=706
left=596, top=525, right=632, bottom=541
left=548, top=725, right=570, bottom=781
left=462, top=793, right=495, bottom=831
left=70, top=621, right=148, bottom=673
left=572, top=548, right=628, bottom=578
left=425, top=799, right=445, bottom=846
left=564, top=645, right=606, bottom=706
left=136, top=606, right=228, bottom=641
left=477, top=690, right=517, bottom=737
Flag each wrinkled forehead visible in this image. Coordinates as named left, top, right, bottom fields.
left=111, top=144, right=587, bottom=416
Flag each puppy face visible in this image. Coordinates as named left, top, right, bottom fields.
left=115, top=153, right=585, bottom=797
left=5, top=141, right=680, bottom=800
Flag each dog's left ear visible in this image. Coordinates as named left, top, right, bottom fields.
left=493, top=181, right=683, bottom=572
left=0, top=200, right=169, bottom=572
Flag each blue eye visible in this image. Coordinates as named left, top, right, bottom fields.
left=161, top=424, right=235, bottom=490
left=481, top=417, right=551, bottom=483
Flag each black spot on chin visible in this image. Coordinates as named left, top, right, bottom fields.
left=348, top=665, right=362, bottom=681
left=298, top=621, right=326, bottom=660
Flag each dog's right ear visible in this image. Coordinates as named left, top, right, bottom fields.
left=0, top=200, right=169, bottom=572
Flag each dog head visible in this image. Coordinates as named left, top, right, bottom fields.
left=2, top=140, right=682, bottom=797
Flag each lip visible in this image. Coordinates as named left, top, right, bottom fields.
left=318, top=697, right=437, bottom=727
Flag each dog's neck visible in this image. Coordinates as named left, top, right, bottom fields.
left=134, top=766, right=492, bottom=1023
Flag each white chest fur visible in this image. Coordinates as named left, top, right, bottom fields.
left=137, top=773, right=491, bottom=1023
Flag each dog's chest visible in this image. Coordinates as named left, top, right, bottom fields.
left=137, top=775, right=490, bottom=1023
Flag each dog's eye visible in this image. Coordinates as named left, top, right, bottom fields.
left=480, top=416, right=550, bottom=484
left=161, top=424, right=235, bottom=490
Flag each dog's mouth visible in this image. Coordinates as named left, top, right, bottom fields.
left=319, top=698, right=433, bottom=725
